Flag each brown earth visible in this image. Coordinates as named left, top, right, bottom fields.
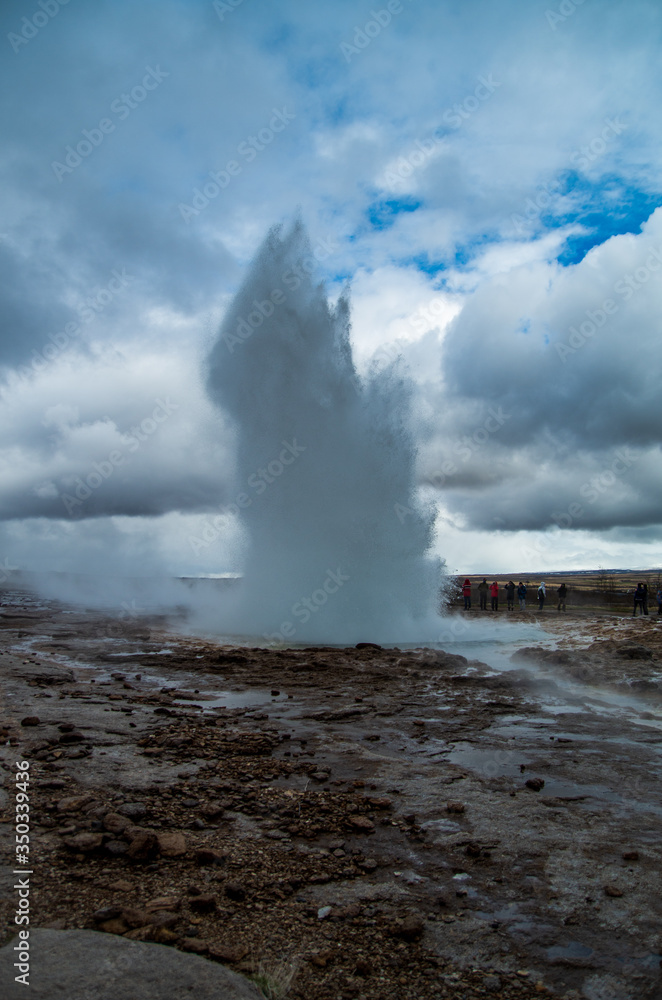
left=1, top=583, right=661, bottom=1000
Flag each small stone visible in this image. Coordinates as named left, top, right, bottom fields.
left=145, top=897, right=181, bottom=912
left=103, top=812, right=130, bottom=834
left=126, top=832, right=159, bottom=861
left=622, top=850, right=639, bottom=861
left=317, top=906, right=332, bottom=920
left=104, top=839, right=129, bottom=857
left=200, top=802, right=225, bottom=820
left=390, top=914, right=424, bottom=941
left=355, top=959, right=372, bottom=977
left=58, top=731, right=85, bottom=744
left=156, top=832, right=187, bottom=858
left=180, top=937, right=209, bottom=954
left=63, top=832, right=104, bottom=853
left=366, top=797, right=392, bottom=809
left=446, top=801, right=465, bottom=814
left=57, top=795, right=94, bottom=813
left=108, top=880, right=133, bottom=892
left=271, top=690, right=280, bottom=696
left=20, top=716, right=40, bottom=727
left=224, top=882, right=246, bottom=902
left=348, top=815, right=375, bottom=833
left=118, top=802, right=147, bottom=819
left=194, top=848, right=227, bottom=866
left=483, top=974, right=501, bottom=991
left=190, top=894, right=217, bottom=913
left=465, top=842, right=481, bottom=858
left=208, top=943, right=248, bottom=963
left=359, top=858, right=378, bottom=872
left=525, top=777, right=545, bottom=791
left=604, top=885, right=623, bottom=897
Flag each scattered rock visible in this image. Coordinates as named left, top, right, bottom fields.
left=59, top=731, right=86, bottom=744
left=156, top=832, right=187, bottom=858
left=57, top=795, right=95, bottom=813
left=180, top=938, right=209, bottom=954
left=20, top=716, right=40, bottom=726
left=525, top=777, right=545, bottom=791
left=446, top=802, right=465, bottom=814
left=126, top=832, right=159, bottom=861
left=389, top=915, right=424, bottom=941
left=194, top=848, right=227, bottom=866
left=103, top=813, right=130, bottom=835
left=62, top=832, right=104, bottom=853
left=622, top=850, right=639, bottom=861
left=224, top=882, right=246, bottom=902
left=189, top=894, right=217, bottom=914
left=347, top=815, right=375, bottom=833
left=118, top=802, right=147, bottom=820
left=604, top=885, right=623, bottom=897
left=208, top=943, right=249, bottom=963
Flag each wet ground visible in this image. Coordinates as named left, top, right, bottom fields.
left=1, top=587, right=661, bottom=1000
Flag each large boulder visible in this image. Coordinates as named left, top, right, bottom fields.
left=0, top=929, right=262, bottom=1000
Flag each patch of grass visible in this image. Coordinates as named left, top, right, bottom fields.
left=249, top=957, right=299, bottom=999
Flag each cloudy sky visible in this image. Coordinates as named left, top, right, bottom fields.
left=1, top=0, right=661, bottom=583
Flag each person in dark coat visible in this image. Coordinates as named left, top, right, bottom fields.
left=505, top=580, right=515, bottom=611
left=478, top=578, right=489, bottom=610
left=517, top=581, right=527, bottom=610
left=557, top=583, right=567, bottom=612
left=633, top=583, right=645, bottom=616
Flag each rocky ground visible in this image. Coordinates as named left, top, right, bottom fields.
left=1, top=587, right=661, bottom=1000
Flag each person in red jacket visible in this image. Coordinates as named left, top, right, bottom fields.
left=462, top=578, right=472, bottom=610
left=490, top=580, right=499, bottom=611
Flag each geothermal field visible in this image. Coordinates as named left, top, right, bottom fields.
left=0, top=584, right=661, bottom=1000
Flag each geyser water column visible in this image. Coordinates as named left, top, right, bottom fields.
left=206, top=222, right=443, bottom=644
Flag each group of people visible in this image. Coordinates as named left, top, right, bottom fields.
left=633, top=582, right=662, bottom=616
left=461, top=578, right=567, bottom=612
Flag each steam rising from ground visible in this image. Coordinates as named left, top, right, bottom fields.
left=206, top=223, right=444, bottom=644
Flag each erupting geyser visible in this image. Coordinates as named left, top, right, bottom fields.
left=207, top=222, right=444, bottom=644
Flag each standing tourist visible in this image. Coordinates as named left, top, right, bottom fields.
left=505, top=580, right=515, bottom=611
left=557, top=582, right=567, bottom=612
left=632, top=583, right=645, bottom=616
left=537, top=581, right=546, bottom=611
left=517, top=581, right=527, bottom=610
left=462, top=578, right=472, bottom=611
left=478, top=578, right=489, bottom=611
left=490, top=581, right=499, bottom=611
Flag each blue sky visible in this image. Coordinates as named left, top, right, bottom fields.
left=1, top=0, right=662, bottom=578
